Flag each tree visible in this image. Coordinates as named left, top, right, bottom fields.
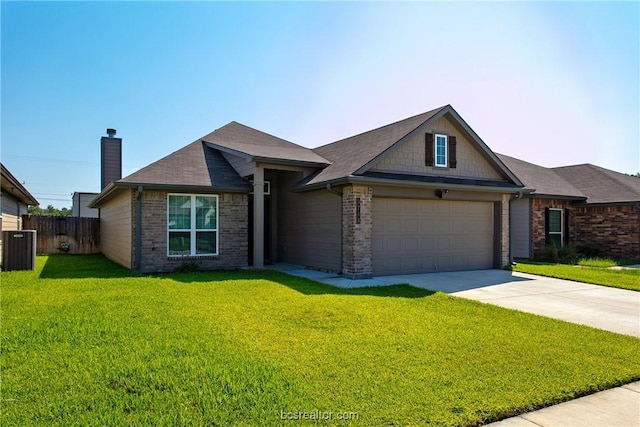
left=27, top=204, right=72, bottom=217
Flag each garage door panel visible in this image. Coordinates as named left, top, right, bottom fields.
left=405, top=238, right=419, bottom=251
left=405, top=218, right=419, bottom=233
left=373, top=198, right=494, bottom=275
left=420, top=218, right=436, bottom=233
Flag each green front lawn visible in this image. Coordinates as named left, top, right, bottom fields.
left=513, top=261, right=640, bottom=291
left=2, top=255, right=639, bottom=426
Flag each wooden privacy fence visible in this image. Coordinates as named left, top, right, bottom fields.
left=22, top=216, right=100, bottom=255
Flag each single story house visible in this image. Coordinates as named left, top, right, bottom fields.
left=498, top=154, right=640, bottom=260
left=89, top=104, right=639, bottom=276
left=90, top=105, right=524, bottom=276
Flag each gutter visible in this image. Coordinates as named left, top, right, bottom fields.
left=294, top=175, right=523, bottom=194
left=88, top=182, right=252, bottom=207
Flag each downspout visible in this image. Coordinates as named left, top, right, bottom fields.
left=325, top=183, right=342, bottom=197
left=507, top=191, right=523, bottom=265
left=135, top=186, right=143, bottom=270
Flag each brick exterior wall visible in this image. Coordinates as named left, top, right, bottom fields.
left=530, top=198, right=640, bottom=261
left=530, top=198, right=574, bottom=257
left=134, top=190, right=248, bottom=273
left=500, top=194, right=510, bottom=267
left=342, top=185, right=373, bottom=279
left=573, top=204, right=640, bottom=260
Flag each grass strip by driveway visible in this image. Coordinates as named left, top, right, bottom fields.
left=512, top=261, right=640, bottom=291
left=2, top=255, right=639, bottom=426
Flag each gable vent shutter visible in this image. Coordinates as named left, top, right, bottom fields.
left=449, top=136, right=457, bottom=168
left=425, top=133, right=434, bottom=166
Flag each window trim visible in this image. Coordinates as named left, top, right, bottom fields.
left=167, top=194, right=219, bottom=257
left=434, top=133, right=448, bottom=167
left=548, top=208, right=563, bottom=247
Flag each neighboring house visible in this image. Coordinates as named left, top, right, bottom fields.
left=1, top=163, right=39, bottom=232
left=72, top=192, right=100, bottom=218
left=1, top=163, right=39, bottom=255
left=89, top=105, right=524, bottom=276
left=498, top=154, right=640, bottom=261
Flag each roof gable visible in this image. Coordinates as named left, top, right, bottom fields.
left=552, top=164, right=640, bottom=204
left=497, top=154, right=585, bottom=199
left=308, top=105, right=521, bottom=187
left=202, top=121, right=329, bottom=167
left=309, top=107, right=445, bottom=185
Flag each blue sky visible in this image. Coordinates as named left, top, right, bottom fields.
left=2, top=1, right=638, bottom=208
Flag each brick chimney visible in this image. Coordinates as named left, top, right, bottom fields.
left=101, top=128, right=122, bottom=190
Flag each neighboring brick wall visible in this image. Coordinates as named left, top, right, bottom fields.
left=530, top=198, right=574, bottom=257
left=136, top=190, right=248, bottom=273
left=342, top=185, right=372, bottom=279
left=530, top=198, right=640, bottom=261
left=573, top=204, right=640, bottom=260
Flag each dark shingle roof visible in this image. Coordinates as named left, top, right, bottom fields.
left=308, top=107, right=446, bottom=185
left=202, top=121, right=329, bottom=167
left=1, top=163, right=39, bottom=205
left=119, top=140, right=251, bottom=191
left=496, top=154, right=585, bottom=199
left=552, top=164, right=640, bottom=204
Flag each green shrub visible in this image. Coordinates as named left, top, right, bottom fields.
left=578, top=258, right=617, bottom=268
left=174, top=261, right=201, bottom=273
left=536, top=243, right=578, bottom=264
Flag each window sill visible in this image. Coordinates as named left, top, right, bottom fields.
left=168, top=254, right=219, bottom=260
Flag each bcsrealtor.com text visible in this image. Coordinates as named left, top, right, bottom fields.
left=280, top=410, right=360, bottom=421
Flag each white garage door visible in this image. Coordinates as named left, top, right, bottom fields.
left=372, top=198, right=494, bottom=275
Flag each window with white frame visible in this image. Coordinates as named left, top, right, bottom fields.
left=167, top=194, right=218, bottom=256
left=547, top=208, right=563, bottom=247
left=435, top=134, right=448, bottom=167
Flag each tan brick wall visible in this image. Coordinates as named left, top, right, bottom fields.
left=135, top=190, right=248, bottom=273
left=342, top=185, right=373, bottom=278
left=372, top=115, right=505, bottom=180
left=573, top=204, right=640, bottom=261
left=500, top=194, right=510, bottom=267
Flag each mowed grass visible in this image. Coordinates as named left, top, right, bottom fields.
left=2, top=255, right=639, bottom=426
left=513, top=261, right=640, bottom=291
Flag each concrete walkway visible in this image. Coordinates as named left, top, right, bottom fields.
left=271, top=264, right=640, bottom=426
left=487, top=381, right=640, bottom=427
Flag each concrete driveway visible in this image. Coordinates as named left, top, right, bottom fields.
left=377, top=270, right=640, bottom=338
left=276, top=265, right=640, bottom=337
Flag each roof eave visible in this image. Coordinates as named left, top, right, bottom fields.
left=252, top=156, right=329, bottom=169
left=204, top=141, right=330, bottom=169
left=295, top=175, right=522, bottom=193
left=88, top=181, right=252, bottom=207
left=527, top=193, right=587, bottom=201
left=575, top=200, right=640, bottom=207
left=0, top=165, right=39, bottom=206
